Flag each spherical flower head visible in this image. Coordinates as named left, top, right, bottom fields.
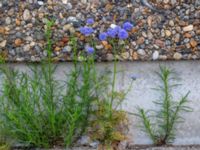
left=113, top=26, right=121, bottom=33
left=106, top=28, right=118, bottom=38
left=99, top=32, right=107, bottom=41
left=86, top=18, right=94, bottom=25
left=123, top=22, right=134, bottom=31
left=86, top=46, right=95, bottom=54
left=130, top=74, right=139, bottom=80
left=118, top=29, right=129, bottom=40
left=80, top=27, right=94, bottom=36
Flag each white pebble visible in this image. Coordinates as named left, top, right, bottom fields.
left=62, top=0, right=68, bottom=4
left=38, top=1, right=44, bottom=5
left=152, top=51, right=159, bottom=60
left=137, top=49, right=146, bottom=56
left=183, top=25, right=194, bottom=32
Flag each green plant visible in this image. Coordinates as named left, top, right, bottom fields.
left=0, top=18, right=135, bottom=150
left=0, top=55, right=96, bottom=149
left=89, top=97, right=129, bottom=149
left=0, top=53, right=6, bottom=64
left=62, top=36, right=98, bottom=147
left=0, top=143, right=9, bottom=150
left=136, top=66, right=192, bottom=146
left=0, top=64, right=58, bottom=148
left=61, top=19, right=134, bottom=149
left=0, top=137, right=10, bottom=150
left=86, top=35, right=133, bottom=149
left=88, top=67, right=133, bottom=149
left=45, top=19, right=55, bottom=59
left=0, top=21, right=96, bottom=148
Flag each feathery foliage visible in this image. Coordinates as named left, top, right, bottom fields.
left=0, top=18, right=134, bottom=149
left=136, top=66, right=192, bottom=146
left=45, top=19, right=54, bottom=59
left=88, top=40, right=133, bottom=149
left=0, top=20, right=96, bottom=148
left=89, top=77, right=131, bottom=148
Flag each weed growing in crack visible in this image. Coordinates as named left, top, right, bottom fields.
left=0, top=20, right=97, bottom=149
left=136, top=66, right=192, bottom=146
left=83, top=21, right=134, bottom=149
left=0, top=18, right=135, bottom=149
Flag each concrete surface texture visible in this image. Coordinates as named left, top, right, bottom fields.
left=5, top=61, right=200, bottom=146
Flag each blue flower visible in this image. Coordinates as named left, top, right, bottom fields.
left=99, top=32, right=107, bottom=41
left=118, top=29, right=129, bottom=40
left=113, top=25, right=121, bottom=33
left=86, top=46, right=95, bottom=54
left=106, top=28, right=118, bottom=38
left=86, top=18, right=94, bottom=25
left=80, top=27, right=94, bottom=36
left=130, top=74, right=139, bottom=80
left=123, top=22, right=134, bottom=31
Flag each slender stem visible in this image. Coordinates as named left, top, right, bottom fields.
left=110, top=39, right=117, bottom=117
left=71, top=36, right=78, bottom=69
left=90, top=37, right=98, bottom=98
left=163, top=72, right=170, bottom=141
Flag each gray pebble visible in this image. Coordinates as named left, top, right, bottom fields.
left=137, top=49, right=146, bottom=56
left=62, top=46, right=72, bottom=52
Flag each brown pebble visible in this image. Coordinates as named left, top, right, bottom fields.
left=154, top=40, right=165, bottom=48
left=193, top=19, right=200, bottom=26
left=184, top=33, right=192, bottom=38
left=14, top=39, right=23, bottom=46
left=57, top=41, right=65, bottom=47
left=54, top=47, right=61, bottom=51
left=102, top=41, right=108, bottom=46
left=102, top=41, right=112, bottom=50
left=105, top=3, right=113, bottom=11
left=137, top=37, right=145, bottom=45
left=16, top=19, right=21, bottom=26
left=173, top=52, right=182, bottom=60
left=179, top=20, right=187, bottom=26
left=0, top=40, right=7, bottom=48
left=147, top=16, right=153, bottom=27
left=165, top=30, right=171, bottom=37
left=131, top=27, right=139, bottom=34
left=196, top=30, right=200, bottom=35
left=0, top=27, right=5, bottom=34
left=62, top=37, right=69, bottom=43
left=105, top=44, right=112, bottom=50
left=132, top=52, right=138, bottom=60
left=190, top=39, right=198, bottom=48
left=80, top=35, right=85, bottom=41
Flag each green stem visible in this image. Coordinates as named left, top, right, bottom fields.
left=110, top=39, right=117, bottom=117
left=163, top=72, right=170, bottom=140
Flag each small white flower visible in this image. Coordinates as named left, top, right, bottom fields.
left=110, top=24, right=117, bottom=29
left=62, top=0, right=68, bottom=4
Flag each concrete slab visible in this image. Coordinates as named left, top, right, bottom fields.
left=2, top=61, right=200, bottom=145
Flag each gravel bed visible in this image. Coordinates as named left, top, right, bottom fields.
left=0, top=0, right=199, bottom=62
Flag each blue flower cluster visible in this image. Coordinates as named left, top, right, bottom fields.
left=99, top=32, right=107, bottom=41
left=106, top=27, right=118, bottom=38
left=80, top=27, right=94, bottom=36
left=80, top=18, right=95, bottom=36
left=79, top=19, right=134, bottom=54
left=99, top=22, right=134, bottom=41
left=123, top=22, right=134, bottom=31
